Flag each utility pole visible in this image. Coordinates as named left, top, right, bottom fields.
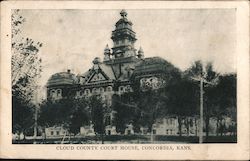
left=191, top=76, right=204, bottom=143
left=199, top=78, right=203, bottom=144
left=191, top=75, right=217, bottom=144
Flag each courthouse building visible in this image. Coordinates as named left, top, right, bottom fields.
left=45, top=10, right=224, bottom=137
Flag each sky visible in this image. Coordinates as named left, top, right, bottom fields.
left=19, top=9, right=236, bottom=90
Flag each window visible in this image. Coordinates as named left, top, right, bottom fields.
left=50, top=90, right=56, bottom=97
left=170, top=119, right=173, bottom=124
left=166, top=129, right=169, bottom=135
left=85, top=89, right=90, bottom=95
left=107, top=86, right=112, bottom=92
left=167, top=119, right=170, bottom=124
left=100, top=87, right=104, bottom=93
left=79, top=91, right=83, bottom=96
left=127, top=130, right=131, bottom=135
left=119, top=86, right=124, bottom=92
left=126, top=85, right=131, bottom=92
left=51, top=131, right=54, bottom=136
left=57, top=89, right=62, bottom=97
left=153, top=129, right=156, bottom=134
left=56, top=131, right=59, bottom=135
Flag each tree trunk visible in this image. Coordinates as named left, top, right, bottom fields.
left=178, top=117, right=182, bottom=137
left=101, top=133, right=104, bottom=144
left=205, top=115, right=210, bottom=141
left=18, top=132, right=21, bottom=141
left=195, top=118, right=198, bottom=136
left=216, top=117, right=219, bottom=136
left=23, top=130, right=26, bottom=140
left=69, top=133, right=71, bottom=143
left=43, top=127, right=47, bottom=141
left=220, top=121, right=223, bottom=136
left=233, top=123, right=237, bottom=137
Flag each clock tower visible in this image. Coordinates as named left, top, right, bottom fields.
left=111, top=9, right=137, bottom=59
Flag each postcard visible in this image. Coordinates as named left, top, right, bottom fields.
left=0, top=1, right=249, bottom=160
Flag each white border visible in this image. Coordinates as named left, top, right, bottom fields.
left=0, top=1, right=249, bottom=160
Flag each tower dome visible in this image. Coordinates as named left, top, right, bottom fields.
left=92, top=57, right=101, bottom=64
left=47, top=69, right=77, bottom=87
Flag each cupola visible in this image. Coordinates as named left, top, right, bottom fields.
left=104, top=44, right=111, bottom=61
left=138, top=47, right=144, bottom=59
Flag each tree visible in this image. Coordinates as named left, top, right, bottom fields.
left=165, top=77, right=199, bottom=136
left=184, top=61, right=219, bottom=139
left=68, top=98, right=90, bottom=136
left=12, top=86, right=35, bottom=139
left=12, top=10, right=42, bottom=87
left=38, top=99, right=69, bottom=140
left=112, top=92, right=137, bottom=134
left=38, top=97, right=90, bottom=139
left=89, top=95, right=106, bottom=143
left=11, top=9, right=43, bottom=138
left=208, top=74, right=237, bottom=136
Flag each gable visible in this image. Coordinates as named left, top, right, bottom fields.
left=89, top=72, right=107, bottom=82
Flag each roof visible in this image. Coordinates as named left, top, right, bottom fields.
left=47, top=71, right=77, bottom=87
left=99, top=63, right=116, bottom=80
left=133, top=57, right=177, bottom=75
left=78, top=63, right=116, bottom=84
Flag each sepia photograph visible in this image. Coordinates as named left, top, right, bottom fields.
left=0, top=1, right=249, bottom=160
left=11, top=8, right=237, bottom=144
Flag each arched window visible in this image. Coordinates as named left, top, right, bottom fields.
left=119, top=86, right=124, bottom=92
left=57, top=89, right=62, bottom=97
left=84, top=89, right=90, bottom=95
left=100, top=87, right=104, bottom=93
left=50, top=90, right=55, bottom=96
left=126, top=85, right=131, bottom=92
left=107, top=86, right=112, bottom=92
left=92, top=88, right=97, bottom=94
